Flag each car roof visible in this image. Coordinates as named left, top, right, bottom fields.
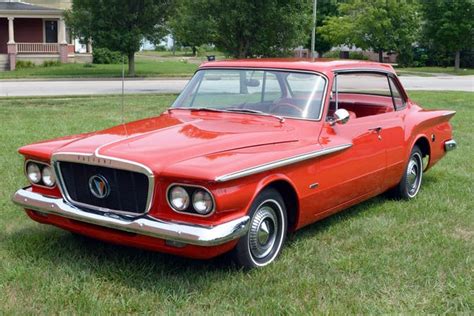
left=200, top=58, right=395, bottom=75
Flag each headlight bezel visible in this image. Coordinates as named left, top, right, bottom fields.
left=192, top=190, right=214, bottom=215
left=24, top=159, right=56, bottom=188
left=41, top=165, right=56, bottom=187
left=167, top=184, right=215, bottom=217
left=168, top=185, right=190, bottom=211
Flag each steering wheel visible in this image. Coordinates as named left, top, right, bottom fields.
left=271, top=102, right=304, bottom=116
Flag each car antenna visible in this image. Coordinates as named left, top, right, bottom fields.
left=121, top=55, right=125, bottom=124
left=121, top=55, right=128, bottom=135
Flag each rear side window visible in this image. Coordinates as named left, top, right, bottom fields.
left=389, top=77, right=406, bottom=110
left=336, top=73, right=392, bottom=96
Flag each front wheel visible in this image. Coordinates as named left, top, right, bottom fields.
left=392, top=145, right=423, bottom=199
left=233, top=188, right=287, bottom=268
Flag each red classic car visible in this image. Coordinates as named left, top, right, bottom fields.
left=13, top=59, right=457, bottom=268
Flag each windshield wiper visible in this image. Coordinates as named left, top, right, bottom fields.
left=225, top=108, right=285, bottom=123
left=172, top=107, right=285, bottom=123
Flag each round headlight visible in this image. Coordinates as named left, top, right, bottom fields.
left=192, top=190, right=213, bottom=215
left=169, top=186, right=190, bottom=211
left=26, top=162, right=41, bottom=184
left=41, top=166, right=56, bottom=187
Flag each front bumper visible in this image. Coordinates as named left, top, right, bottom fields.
left=12, top=187, right=250, bottom=247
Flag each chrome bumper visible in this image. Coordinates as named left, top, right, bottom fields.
left=445, top=139, right=457, bottom=152
left=12, top=188, right=250, bottom=247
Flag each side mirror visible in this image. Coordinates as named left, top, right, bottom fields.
left=331, top=108, right=350, bottom=126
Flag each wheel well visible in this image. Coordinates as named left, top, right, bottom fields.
left=415, top=137, right=431, bottom=169
left=415, top=137, right=430, bottom=158
left=266, top=180, right=299, bottom=232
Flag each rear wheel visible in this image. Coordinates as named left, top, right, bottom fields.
left=392, top=145, right=423, bottom=199
left=233, top=188, right=287, bottom=268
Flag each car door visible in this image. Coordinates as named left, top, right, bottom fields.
left=310, top=72, right=400, bottom=215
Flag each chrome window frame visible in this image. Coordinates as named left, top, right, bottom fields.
left=52, top=152, right=155, bottom=217
left=172, top=67, right=329, bottom=122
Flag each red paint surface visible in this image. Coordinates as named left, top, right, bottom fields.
left=17, top=59, right=455, bottom=259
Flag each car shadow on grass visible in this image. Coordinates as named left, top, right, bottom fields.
left=3, top=173, right=439, bottom=292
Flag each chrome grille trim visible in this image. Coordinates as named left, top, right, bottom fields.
left=52, top=152, right=155, bottom=217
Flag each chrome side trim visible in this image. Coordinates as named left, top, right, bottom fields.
left=443, top=111, right=457, bottom=117
left=51, top=152, right=155, bottom=217
left=444, top=139, right=457, bottom=152
left=12, top=188, right=250, bottom=247
left=215, top=143, right=352, bottom=182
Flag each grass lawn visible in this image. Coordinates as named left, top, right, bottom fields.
left=0, top=58, right=197, bottom=79
left=0, top=91, right=472, bottom=314
left=139, top=50, right=226, bottom=58
left=396, top=66, right=474, bottom=77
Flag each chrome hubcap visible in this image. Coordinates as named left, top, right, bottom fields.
left=406, top=153, right=422, bottom=197
left=249, top=205, right=278, bottom=259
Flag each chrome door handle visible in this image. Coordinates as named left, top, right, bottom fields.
left=369, top=127, right=383, bottom=140
left=368, top=127, right=382, bottom=133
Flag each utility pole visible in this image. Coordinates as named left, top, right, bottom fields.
left=311, top=0, right=318, bottom=58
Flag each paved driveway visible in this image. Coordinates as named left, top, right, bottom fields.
left=0, top=76, right=472, bottom=97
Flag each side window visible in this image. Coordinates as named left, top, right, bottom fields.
left=331, top=72, right=395, bottom=119
left=389, top=77, right=406, bottom=110
left=337, top=73, right=391, bottom=96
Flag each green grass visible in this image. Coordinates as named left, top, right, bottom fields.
left=0, top=58, right=197, bottom=79
left=396, top=66, right=474, bottom=76
left=140, top=50, right=225, bottom=58
left=0, top=91, right=472, bottom=314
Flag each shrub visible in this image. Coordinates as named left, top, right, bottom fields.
left=323, top=50, right=369, bottom=60
left=93, top=48, right=124, bottom=64
left=42, top=60, right=61, bottom=67
left=154, top=45, right=167, bottom=51
left=16, top=60, right=35, bottom=69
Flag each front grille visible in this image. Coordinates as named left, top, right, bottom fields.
left=57, top=161, right=149, bottom=214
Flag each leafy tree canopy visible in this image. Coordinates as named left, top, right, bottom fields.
left=168, top=0, right=216, bottom=55
left=319, top=0, right=420, bottom=62
left=420, top=0, right=473, bottom=69
left=305, top=0, right=339, bottom=57
left=66, top=0, right=172, bottom=76
left=203, top=0, right=311, bottom=58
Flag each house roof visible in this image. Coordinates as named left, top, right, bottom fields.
left=0, top=1, right=63, bottom=17
left=200, top=58, right=395, bottom=76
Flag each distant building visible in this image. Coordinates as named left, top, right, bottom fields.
left=0, top=0, right=90, bottom=71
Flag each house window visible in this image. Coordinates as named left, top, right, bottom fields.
left=44, top=20, right=58, bottom=43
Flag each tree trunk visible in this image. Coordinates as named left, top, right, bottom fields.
left=128, top=52, right=135, bottom=77
left=454, top=50, right=460, bottom=70
left=378, top=50, right=383, bottom=63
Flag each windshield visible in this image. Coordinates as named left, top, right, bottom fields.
left=171, top=69, right=327, bottom=120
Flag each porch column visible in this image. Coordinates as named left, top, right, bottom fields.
left=58, top=17, right=68, bottom=63
left=7, top=17, right=17, bottom=71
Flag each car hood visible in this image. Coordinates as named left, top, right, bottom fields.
left=47, top=111, right=298, bottom=175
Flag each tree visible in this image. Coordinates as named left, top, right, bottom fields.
left=66, top=0, right=172, bottom=76
left=319, top=0, right=420, bottom=62
left=420, top=0, right=473, bottom=70
left=168, top=0, right=216, bottom=56
left=305, top=0, right=339, bottom=57
left=206, top=0, right=311, bottom=58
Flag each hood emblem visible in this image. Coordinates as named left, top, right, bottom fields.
left=89, top=175, right=110, bottom=199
